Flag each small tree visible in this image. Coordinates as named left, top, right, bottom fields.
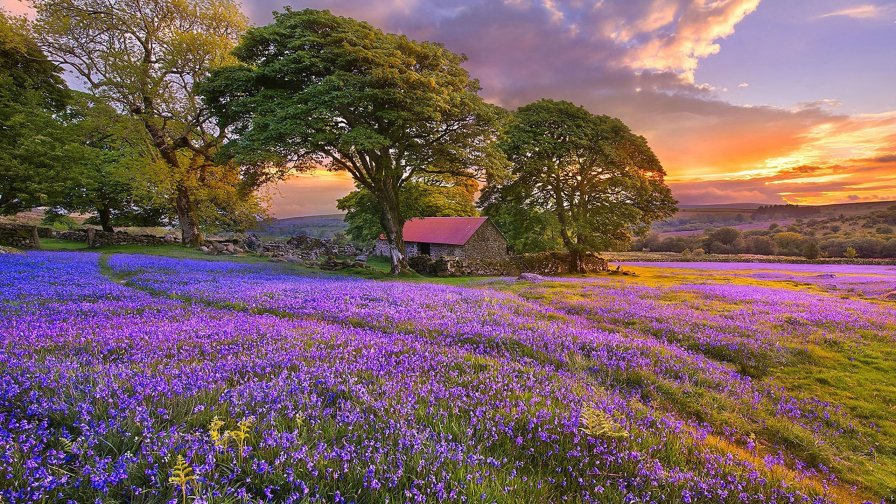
left=200, top=9, right=503, bottom=273
left=484, top=99, right=676, bottom=272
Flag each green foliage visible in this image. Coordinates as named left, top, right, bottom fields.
left=0, top=11, right=71, bottom=215
left=201, top=8, right=504, bottom=271
left=53, top=93, right=171, bottom=231
left=580, top=405, right=628, bottom=439
left=844, top=246, right=858, bottom=259
left=40, top=209, right=79, bottom=230
left=483, top=99, right=676, bottom=265
left=33, top=0, right=252, bottom=245
left=803, top=241, right=820, bottom=260
left=337, top=175, right=479, bottom=244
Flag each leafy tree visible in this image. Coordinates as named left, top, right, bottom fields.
left=0, top=11, right=70, bottom=215
left=57, top=93, right=167, bottom=231
left=33, top=0, right=251, bottom=245
left=480, top=192, right=563, bottom=254
left=337, top=175, right=478, bottom=244
left=200, top=8, right=504, bottom=273
left=484, top=99, right=676, bottom=271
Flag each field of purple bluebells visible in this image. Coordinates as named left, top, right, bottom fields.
left=1, top=252, right=894, bottom=503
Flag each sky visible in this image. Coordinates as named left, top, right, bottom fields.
left=4, top=0, right=896, bottom=216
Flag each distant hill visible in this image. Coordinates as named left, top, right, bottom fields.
left=254, top=214, right=348, bottom=239
left=678, top=203, right=764, bottom=210
left=657, top=200, right=896, bottom=237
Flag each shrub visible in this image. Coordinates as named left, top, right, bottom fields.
left=803, top=241, right=820, bottom=260
left=882, top=239, right=896, bottom=258
left=41, top=211, right=78, bottom=230
left=746, top=236, right=776, bottom=255
left=844, top=246, right=858, bottom=259
left=773, top=232, right=805, bottom=256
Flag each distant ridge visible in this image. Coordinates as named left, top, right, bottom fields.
left=255, top=213, right=347, bottom=239
left=678, top=200, right=896, bottom=211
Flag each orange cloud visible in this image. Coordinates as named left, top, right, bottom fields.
left=264, top=170, right=354, bottom=218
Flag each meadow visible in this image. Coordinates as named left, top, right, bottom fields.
left=1, top=252, right=894, bottom=503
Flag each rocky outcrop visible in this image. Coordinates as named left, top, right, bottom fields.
left=260, top=235, right=363, bottom=262
left=200, top=240, right=245, bottom=256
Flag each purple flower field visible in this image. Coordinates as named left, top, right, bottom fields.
left=2, top=252, right=894, bottom=503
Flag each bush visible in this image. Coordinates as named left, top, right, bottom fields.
left=773, top=232, right=805, bottom=256
left=850, top=237, right=887, bottom=258
left=882, top=239, right=896, bottom=258
left=41, top=211, right=78, bottom=230
left=745, top=236, right=775, bottom=255
left=803, top=241, right=820, bottom=260
left=844, top=247, right=858, bottom=259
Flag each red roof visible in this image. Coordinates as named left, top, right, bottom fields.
left=382, top=217, right=489, bottom=246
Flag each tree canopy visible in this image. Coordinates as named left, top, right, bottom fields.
left=200, top=8, right=503, bottom=272
left=0, top=11, right=70, bottom=215
left=32, top=0, right=253, bottom=245
left=483, top=99, right=676, bottom=270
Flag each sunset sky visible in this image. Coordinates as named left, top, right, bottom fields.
left=4, top=0, right=896, bottom=216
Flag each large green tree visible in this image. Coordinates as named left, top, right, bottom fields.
left=337, top=175, right=479, bottom=244
left=484, top=99, right=676, bottom=271
left=200, top=8, right=503, bottom=273
left=32, top=0, right=251, bottom=245
left=0, top=11, right=70, bottom=215
left=57, top=92, right=165, bottom=231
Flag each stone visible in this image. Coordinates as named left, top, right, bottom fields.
left=883, top=291, right=896, bottom=301
left=199, top=246, right=210, bottom=253
left=244, top=233, right=262, bottom=251
left=355, top=255, right=368, bottom=263
left=518, top=272, right=547, bottom=282
left=0, top=224, right=41, bottom=249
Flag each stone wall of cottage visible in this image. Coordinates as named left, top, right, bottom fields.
left=456, top=221, right=509, bottom=260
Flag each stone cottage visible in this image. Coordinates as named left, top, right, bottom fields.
left=374, top=217, right=509, bottom=260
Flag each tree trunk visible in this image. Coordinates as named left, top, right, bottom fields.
left=568, top=248, right=584, bottom=274
left=379, top=193, right=407, bottom=275
left=175, top=184, right=202, bottom=247
left=98, top=207, right=113, bottom=232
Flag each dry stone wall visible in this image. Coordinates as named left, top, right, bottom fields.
left=409, top=251, right=608, bottom=277
left=0, top=224, right=41, bottom=249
